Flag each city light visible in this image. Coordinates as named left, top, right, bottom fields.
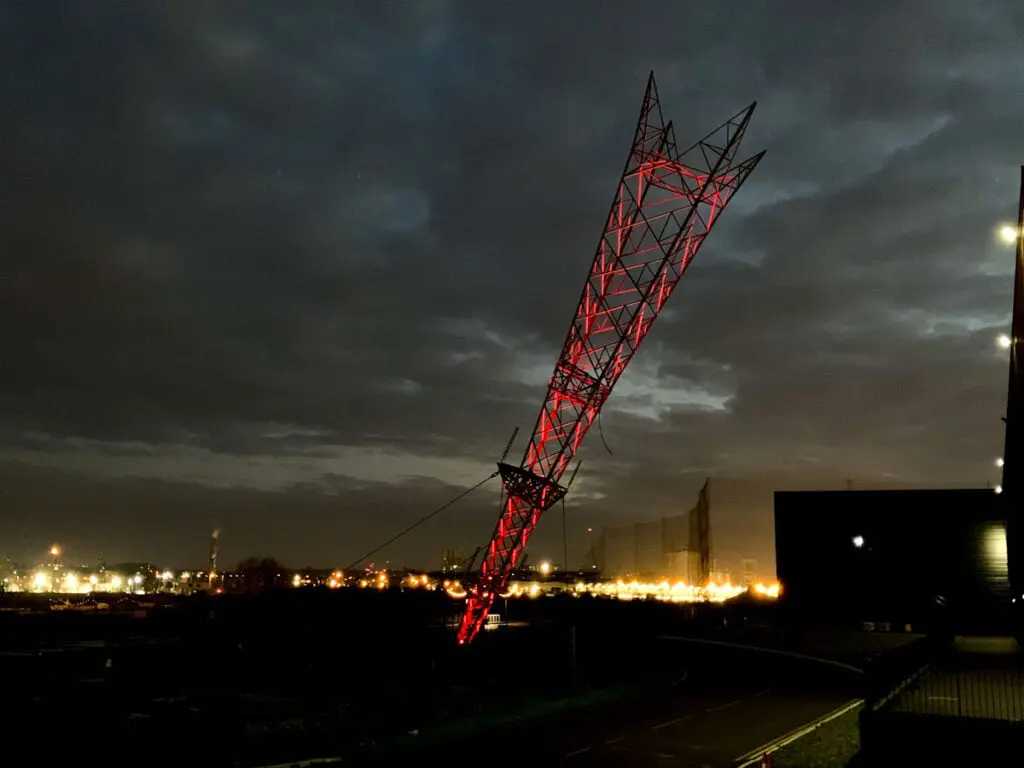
left=0, top=555, right=784, bottom=605
left=576, top=579, right=777, bottom=604
left=752, top=582, right=781, bottom=599
left=0, top=562, right=215, bottom=595
left=482, top=578, right=784, bottom=605
left=853, top=535, right=865, bottom=548
left=445, top=580, right=467, bottom=599
left=999, top=224, right=1021, bottom=244
left=998, top=334, right=1013, bottom=350
left=398, top=573, right=431, bottom=590
left=49, top=545, right=61, bottom=557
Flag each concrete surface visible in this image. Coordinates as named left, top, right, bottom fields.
left=371, top=682, right=853, bottom=767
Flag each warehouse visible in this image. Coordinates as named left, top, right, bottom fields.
left=775, top=488, right=1011, bottom=632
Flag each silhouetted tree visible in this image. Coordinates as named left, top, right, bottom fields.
left=236, top=556, right=289, bottom=592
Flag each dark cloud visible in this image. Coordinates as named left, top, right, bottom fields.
left=3, top=2, right=1021, bottom=570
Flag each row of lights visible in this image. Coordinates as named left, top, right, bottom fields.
left=997, top=223, right=1019, bottom=355
left=994, top=214, right=1009, bottom=493
left=993, top=219, right=1015, bottom=496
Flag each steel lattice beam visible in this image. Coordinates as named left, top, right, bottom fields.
left=458, top=73, right=765, bottom=645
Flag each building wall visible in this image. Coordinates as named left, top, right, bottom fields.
left=775, top=489, right=1011, bottom=631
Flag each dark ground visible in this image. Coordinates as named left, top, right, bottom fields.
left=371, top=668, right=854, bottom=767
left=0, top=590, right=903, bottom=767
left=772, top=707, right=862, bottom=768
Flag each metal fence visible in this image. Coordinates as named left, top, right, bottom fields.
left=860, top=635, right=1024, bottom=765
left=865, top=635, right=1024, bottom=721
left=887, top=659, right=1024, bottom=721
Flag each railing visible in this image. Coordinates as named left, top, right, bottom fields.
left=864, top=634, right=1024, bottom=722
left=861, top=633, right=948, bottom=711
left=860, top=635, right=1024, bottom=764
left=886, top=655, right=1024, bottom=721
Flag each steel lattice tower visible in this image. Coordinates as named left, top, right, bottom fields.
left=457, top=74, right=765, bottom=645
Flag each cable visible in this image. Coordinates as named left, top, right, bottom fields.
left=345, top=471, right=499, bottom=571
left=597, top=411, right=614, bottom=456
left=561, top=497, right=568, bottom=572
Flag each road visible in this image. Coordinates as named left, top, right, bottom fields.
left=375, top=680, right=854, bottom=767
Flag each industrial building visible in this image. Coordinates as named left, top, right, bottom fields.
left=775, top=488, right=1011, bottom=632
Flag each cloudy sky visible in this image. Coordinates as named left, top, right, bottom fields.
left=3, top=2, right=1022, bottom=571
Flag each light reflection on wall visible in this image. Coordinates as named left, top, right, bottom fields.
left=980, top=522, right=1009, bottom=588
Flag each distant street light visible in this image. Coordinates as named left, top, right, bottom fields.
left=852, top=535, right=865, bottom=549
left=539, top=561, right=552, bottom=576
left=999, top=224, right=1021, bottom=244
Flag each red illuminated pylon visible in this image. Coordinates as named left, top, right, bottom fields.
left=457, top=73, right=765, bottom=645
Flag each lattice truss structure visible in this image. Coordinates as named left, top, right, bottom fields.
left=458, top=73, right=765, bottom=644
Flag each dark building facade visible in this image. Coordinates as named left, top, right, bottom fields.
left=1002, top=166, right=1024, bottom=612
left=775, top=489, right=1011, bottom=632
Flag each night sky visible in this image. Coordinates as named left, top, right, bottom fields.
left=3, top=2, right=1022, bottom=571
